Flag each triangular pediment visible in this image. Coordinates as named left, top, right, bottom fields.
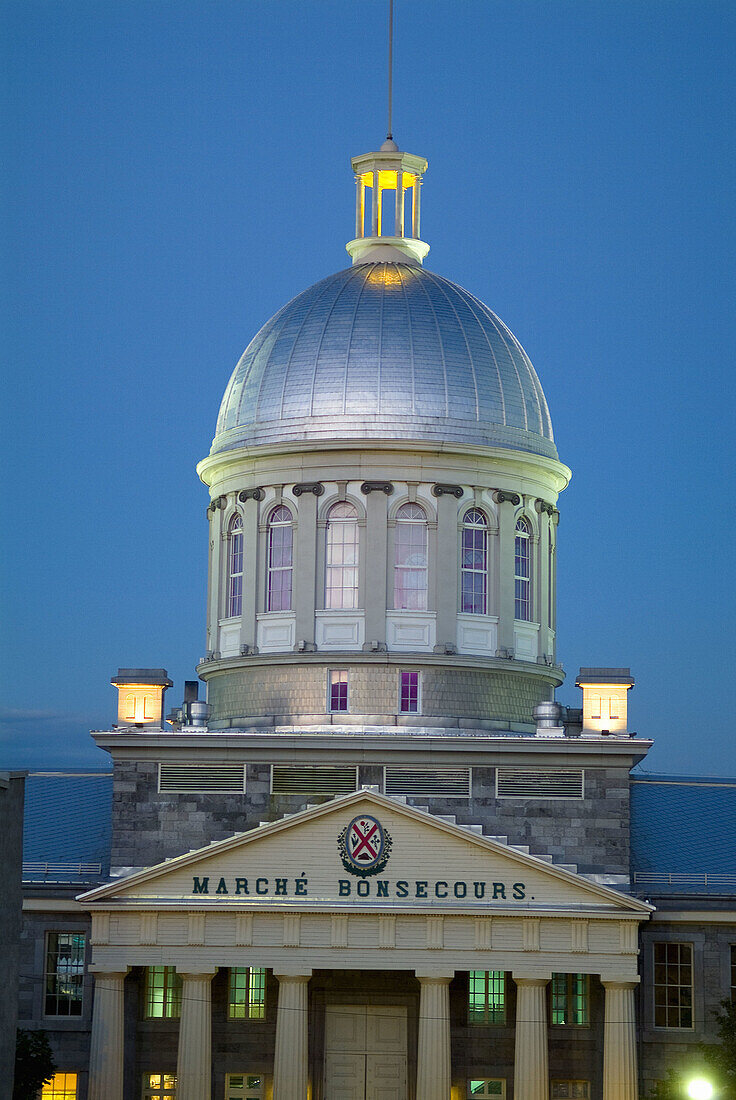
left=80, top=789, right=651, bottom=915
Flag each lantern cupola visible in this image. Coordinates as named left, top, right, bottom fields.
left=346, top=138, right=429, bottom=265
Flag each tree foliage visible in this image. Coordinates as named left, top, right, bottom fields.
left=13, top=1029, right=56, bottom=1100
left=648, top=1000, right=736, bottom=1100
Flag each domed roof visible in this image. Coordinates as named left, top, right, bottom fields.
left=212, top=263, right=557, bottom=460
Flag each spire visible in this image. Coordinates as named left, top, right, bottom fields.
left=346, top=142, right=429, bottom=265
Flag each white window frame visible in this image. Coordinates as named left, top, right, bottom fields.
left=225, top=1074, right=265, bottom=1100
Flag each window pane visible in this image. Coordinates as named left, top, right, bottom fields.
left=145, top=966, right=182, bottom=1019
left=41, top=1075, right=78, bottom=1100
left=228, top=967, right=266, bottom=1021
left=399, top=671, right=419, bottom=713
left=394, top=506, right=428, bottom=610
left=468, top=970, right=505, bottom=1025
left=461, top=513, right=487, bottom=614
left=45, top=933, right=85, bottom=1017
left=653, top=942, right=693, bottom=1029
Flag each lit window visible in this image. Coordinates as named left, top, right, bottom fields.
left=142, top=1074, right=177, bottom=1100
left=461, top=509, right=488, bottom=615
left=551, top=973, right=589, bottom=1027
left=514, top=516, right=532, bottom=621
left=399, top=670, right=419, bottom=714
left=653, top=942, right=693, bottom=1028
left=44, top=932, right=85, bottom=1017
left=325, top=502, right=359, bottom=609
left=226, top=1074, right=264, bottom=1100
left=144, top=966, right=182, bottom=1019
left=468, top=970, right=506, bottom=1025
left=551, top=1083, right=590, bottom=1099
left=329, top=670, right=349, bottom=713
left=228, top=967, right=266, bottom=1020
left=394, top=503, right=428, bottom=610
left=467, top=1081, right=505, bottom=1098
left=227, top=513, right=244, bottom=618
left=41, top=1074, right=78, bottom=1099
left=267, top=505, right=293, bottom=612
left=608, top=694, right=620, bottom=720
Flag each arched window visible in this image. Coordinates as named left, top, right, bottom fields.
left=227, top=513, right=243, bottom=618
left=461, top=508, right=487, bottom=615
left=325, top=502, right=359, bottom=609
left=394, top=503, right=428, bottom=610
left=514, top=516, right=532, bottom=621
left=267, top=505, right=293, bottom=612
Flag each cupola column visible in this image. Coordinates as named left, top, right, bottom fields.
left=395, top=171, right=405, bottom=236
left=363, top=491, right=389, bottom=648
left=207, top=503, right=224, bottom=655
left=412, top=178, right=421, bottom=239
left=496, top=496, right=517, bottom=656
left=434, top=492, right=459, bottom=650
left=355, top=176, right=365, bottom=239
left=294, top=492, right=318, bottom=647
left=538, top=513, right=551, bottom=661
left=240, top=496, right=259, bottom=652
left=372, top=168, right=380, bottom=236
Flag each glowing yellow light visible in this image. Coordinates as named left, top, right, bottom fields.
left=687, top=1080, right=714, bottom=1100
left=366, top=266, right=403, bottom=285
left=360, top=170, right=415, bottom=190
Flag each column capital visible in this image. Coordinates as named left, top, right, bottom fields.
left=415, top=970, right=454, bottom=983
left=512, top=973, right=551, bottom=987
left=177, top=967, right=217, bottom=980
left=88, top=966, right=130, bottom=979
left=274, top=969, right=312, bottom=982
left=601, top=977, right=640, bottom=990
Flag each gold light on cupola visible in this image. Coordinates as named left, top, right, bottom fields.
left=576, top=667, right=634, bottom=735
left=346, top=138, right=430, bottom=266
left=111, top=668, right=172, bottom=728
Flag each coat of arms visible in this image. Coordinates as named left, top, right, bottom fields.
left=337, top=814, right=393, bottom=877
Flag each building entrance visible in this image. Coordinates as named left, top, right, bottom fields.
left=324, top=1004, right=407, bottom=1100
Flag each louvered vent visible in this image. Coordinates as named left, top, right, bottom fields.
left=271, top=765, right=358, bottom=795
left=158, top=764, right=246, bottom=793
left=496, top=767, right=584, bottom=799
left=384, top=767, right=471, bottom=799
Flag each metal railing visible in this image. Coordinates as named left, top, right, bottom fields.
left=23, top=861, right=102, bottom=880
left=633, top=872, right=736, bottom=887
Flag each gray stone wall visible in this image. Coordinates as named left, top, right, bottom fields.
left=207, top=662, right=552, bottom=729
left=638, top=916, right=736, bottom=1094
left=0, top=774, right=25, bottom=1094
left=18, top=905, right=93, bottom=1099
left=111, top=760, right=631, bottom=877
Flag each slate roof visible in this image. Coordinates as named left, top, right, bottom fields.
left=630, top=772, right=736, bottom=894
left=23, top=771, right=112, bottom=884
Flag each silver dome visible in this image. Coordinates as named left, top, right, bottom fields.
left=212, top=263, right=556, bottom=459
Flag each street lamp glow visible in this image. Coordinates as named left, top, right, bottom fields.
left=686, top=1079, right=714, bottom=1100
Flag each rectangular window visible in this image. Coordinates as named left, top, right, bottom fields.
left=551, top=973, right=589, bottom=1027
left=226, top=1074, right=264, bottom=1100
left=551, top=1083, right=590, bottom=1099
left=41, top=1075, right=78, bottom=1099
left=228, top=967, right=266, bottom=1020
left=329, top=670, right=349, bottom=712
left=468, top=970, right=506, bottom=1025
left=144, top=966, right=182, bottom=1019
left=142, top=1075, right=177, bottom=1100
left=399, top=670, right=419, bottom=713
left=653, top=942, right=693, bottom=1028
left=44, top=932, right=85, bottom=1017
left=467, top=1081, right=505, bottom=1098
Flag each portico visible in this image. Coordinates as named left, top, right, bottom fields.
left=80, top=790, right=651, bottom=1100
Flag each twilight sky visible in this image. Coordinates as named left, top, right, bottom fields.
left=2, top=0, right=735, bottom=776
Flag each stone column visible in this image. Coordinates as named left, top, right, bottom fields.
left=513, top=976, right=549, bottom=1100
left=207, top=503, right=224, bottom=655
left=495, top=495, right=517, bottom=654
left=88, top=968, right=128, bottom=1100
left=363, top=490, right=388, bottom=647
left=412, top=179, right=421, bottom=239
left=434, top=493, right=459, bottom=651
left=294, top=492, right=318, bottom=645
left=176, top=969, right=216, bottom=1100
left=602, top=980, right=639, bottom=1100
left=395, top=170, right=405, bottom=236
left=416, top=972, right=453, bottom=1100
left=240, top=496, right=260, bottom=651
left=537, top=513, right=550, bottom=660
left=273, top=970, right=311, bottom=1100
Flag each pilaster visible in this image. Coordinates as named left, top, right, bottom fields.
left=294, top=492, right=318, bottom=644
left=363, top=490, right=389, bottom=646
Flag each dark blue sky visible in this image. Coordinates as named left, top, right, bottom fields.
left=2, top=1, right=734, bottom=775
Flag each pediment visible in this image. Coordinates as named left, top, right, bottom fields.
left=80, top=789, right=650, bottom=915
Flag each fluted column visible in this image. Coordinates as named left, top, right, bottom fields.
left=513, top=976, right=549, bottom=1100
left=176, top=969, right=216, bottom=1100
left=88, top=968, right=128, bottom=1100
left=602, top=980, right=639, bottom=1100
left=273, top=970, right=311, bottom=1100
left=416, top=972, right=453, bottom=1100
